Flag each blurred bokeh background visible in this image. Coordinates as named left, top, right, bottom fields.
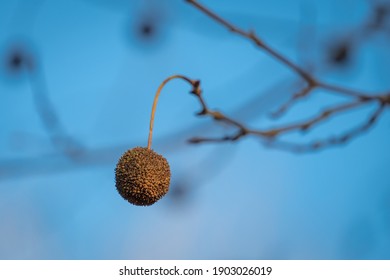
left=0, top=0, right=389, bottom=259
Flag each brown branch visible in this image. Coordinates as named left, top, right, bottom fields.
left=188, top=94, right=379, bottom=145
left=189, top=101, right=385, bottom=151
left=270, top=85, right=312, bottom=118
left=262, top=100, right=367, bottom=136
left=183, top=0, right=389, bottom=151
left=185, top=0, right=313, bottom=83
left=317, top=82, right=380, bottom=100
left=266, top=103, right=386, bottom=152
left=185, top=0, right=380, bottom=100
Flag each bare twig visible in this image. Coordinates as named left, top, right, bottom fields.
left=270, top=85, right=311, bottom=118
left=185, top=0, right=313, bottom=83
left=266, top=103, right=386, bottom=152
left=183, top=0, right=390, bottom=151
left=263, top=100, right=368, bottom=136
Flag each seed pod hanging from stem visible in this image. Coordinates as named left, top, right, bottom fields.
left=115, top=75, right=200, bottom=206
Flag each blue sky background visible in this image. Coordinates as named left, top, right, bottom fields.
left=0, top=0, right=389, bottom=259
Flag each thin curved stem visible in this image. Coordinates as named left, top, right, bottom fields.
left=148, top=75, right=196, bottom=149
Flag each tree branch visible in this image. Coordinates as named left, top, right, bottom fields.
left=184, top=0, right=390, bottom=151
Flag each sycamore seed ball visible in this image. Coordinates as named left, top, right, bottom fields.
left=115, top=147, right=171, bottom=206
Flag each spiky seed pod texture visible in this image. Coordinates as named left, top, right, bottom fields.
left=115, top=147, right=171, bottom=206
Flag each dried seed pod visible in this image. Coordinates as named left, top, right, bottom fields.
left=115, top=75, right=198, bottom=206
left=115, top=147, right=170, bottom=206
